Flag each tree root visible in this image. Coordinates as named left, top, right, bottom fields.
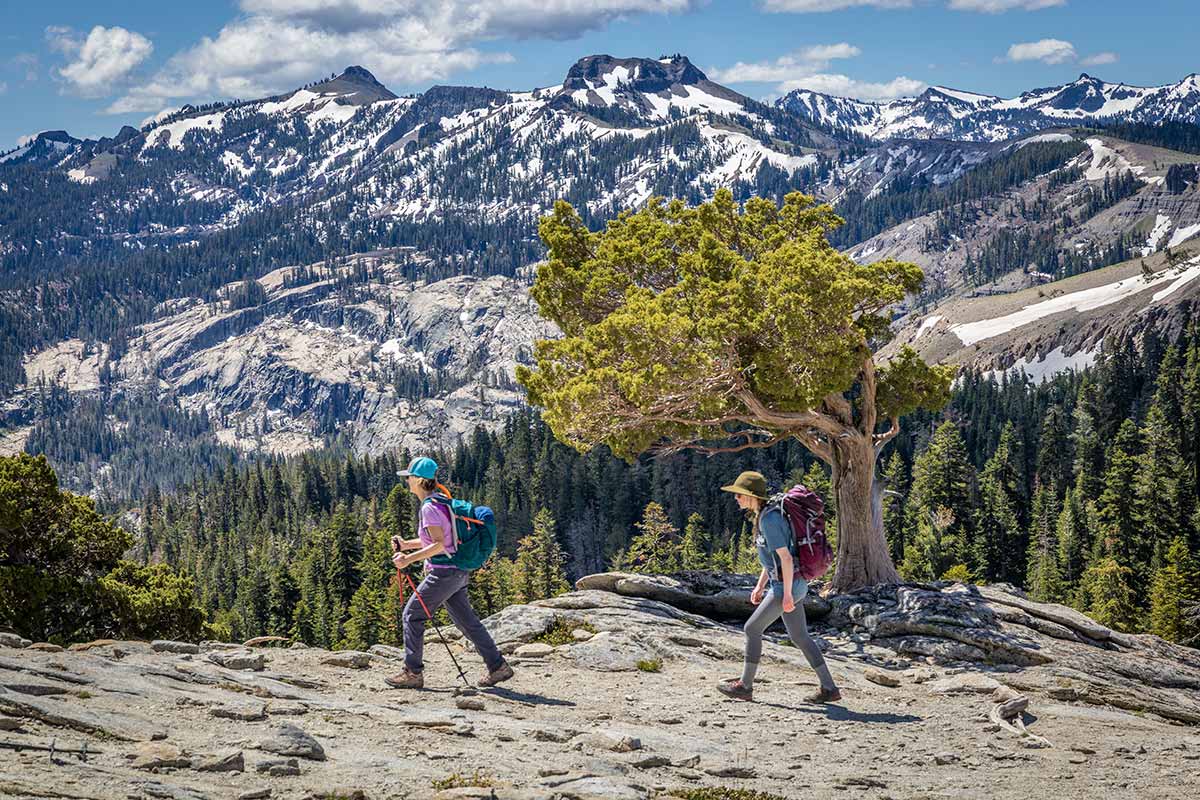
left=989, top=687, right=1052, bottom=748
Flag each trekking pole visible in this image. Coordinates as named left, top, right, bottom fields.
left=396, top=565, right=471, bottom=687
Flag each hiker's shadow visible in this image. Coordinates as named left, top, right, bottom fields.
left=483, top=686, right=577, bottom=707
left=758, top=701, right=921, bottom=724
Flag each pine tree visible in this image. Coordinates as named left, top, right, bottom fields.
left=1095, top=420, right=1142, bottom=571
left=1148, top=537, right=1200, bottom=643
left=975, top=424, right=1024, bottom=583
left=679, top=512, right=710, bottom=569
left=906, top=421, right=975, bottom=574
left=1082, top=556, right=1139, bottom=632
left=625, top=502, right=680, bottom=575
left=901, top=505, right=959, bottom=582
left=514, top=509, right=569, bottom=602
left=879, top=452, right=909, bottom=564
left=1025, top=482, right=1063, bottom=602
left=1055, top=484, right=1090, bottom=607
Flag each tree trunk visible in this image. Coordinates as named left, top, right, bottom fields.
left=829, top=437, right=900, bottom=592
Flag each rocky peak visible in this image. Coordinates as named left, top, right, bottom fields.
left=562, top=53, right=709, bottom=95
left=309, top=65, right=397, bottom=104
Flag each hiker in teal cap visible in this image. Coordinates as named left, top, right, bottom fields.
left=716, top=471, right=840, bottom=703
left=385, top=456, right=513, bottom=690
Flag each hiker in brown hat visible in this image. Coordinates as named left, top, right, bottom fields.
left=717, top=470, right=840, bottom=703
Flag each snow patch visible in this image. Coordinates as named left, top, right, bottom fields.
left=915, top=314, right=944, bottom=339
left=985, top=346, right=1097, bottom=384
left=951, top=268, right=1193, bottom=346
left=142, top=111, right=227, bottom=152
left=1167, top=222, right=1200, bottom=249
left=1142, top=213, right=1173, bottom=256
left=1152, top=258, right=1200, bottom=302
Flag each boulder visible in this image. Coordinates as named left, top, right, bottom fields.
left=129, top=742, right=191, bottom=770
left=258, top=723, right=325, bottom=761
left=0, top=634, right=32, bottom=649
left=514, top=643, right=554, bottom=659
left=207, top=651, right=266, bottom=671
left=153, top=641, right=201, bottom=655
left=320, top=651, right=372, bottom=669
left=194, top=751, right=245, bottom=773
left=575, top=571, right=830, bottom=621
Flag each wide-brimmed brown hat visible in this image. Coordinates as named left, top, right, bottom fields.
left=720, top=471, right=768, bottom=500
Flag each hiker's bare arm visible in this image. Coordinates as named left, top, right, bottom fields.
left=776, top=547, right=796, bottom=611
left=393, top=533, right=446, bottom=567
left=391, top=536, right=422, bottom=552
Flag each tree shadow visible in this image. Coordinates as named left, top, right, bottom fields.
left=756, top=700, right=921, bottom=724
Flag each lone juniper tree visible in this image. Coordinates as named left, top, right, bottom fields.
left=518, top=189, right=953, bottom=592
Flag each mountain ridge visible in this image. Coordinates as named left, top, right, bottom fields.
left=779, top=71, right=1200, bottom=142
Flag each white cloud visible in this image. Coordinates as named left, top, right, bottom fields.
left=764, top=0, right=1063, bottom=9
left=1080, top=51, right=1118, bottom=67
left=782, top=73, right=926, bottom=100
left=10, top=53, right=39, bottom=82
left=711, top=43, right=922, bottom=101
left=1006, top=38, right=1076, bottom=65
left=50, top=25, right=154, bottom=97
left=949, top=0, right=1065, bottom=10
left=761, top=0, right=912, bottom=10
left=708, top=43, right=861, bottom=84
left=140, top=107, right=179, bottom=128
left=17, top=133, right=38, bottom=147
left=110, top=1, right=696, bottom=113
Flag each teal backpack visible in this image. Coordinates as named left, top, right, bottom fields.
left=425, top=493, right=498, bottom=571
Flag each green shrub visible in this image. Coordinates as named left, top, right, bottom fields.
left=636, top=658, right=662, bottom=673
left=534, top=616, right=596, bottom=647
left=663, top=789, right=789, bottom=800
left=431, top=770, right=495, bottom=790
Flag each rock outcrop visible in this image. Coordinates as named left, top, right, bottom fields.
left=1, top=578, right=1198, bottom=799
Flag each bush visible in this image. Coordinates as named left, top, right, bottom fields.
left=431, top=771, right=495, bottom=790
left=636, top=658, right=662, bottom=673
left=534, top=616, right=596, bottom=647
left=0, top=454, right=206, bottom=643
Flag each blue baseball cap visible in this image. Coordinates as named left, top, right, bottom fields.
left=398, top=456, right=438, bottom=480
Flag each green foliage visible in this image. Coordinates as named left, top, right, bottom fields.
left=514, top=509, right=570, bottom=603
left=519, top=189, right=948, bottom=460
left=1025, top=483, right=1063, bottom=603
left=534, top=617, right=596, bottom=647
left=431, top=771, right=496, bottom=790
left=666, top=789, right=790, bottom=800
left=625, top=502, right=680, bottom=574
left=636, top=658, right=663, bottom=672
left=940, top=563, right=974, bottom=583
left=1149, top=538, right=1200, bottom=644
left=902, top=422, right=974, bottom=580
left=0, top=454, right=204, bottom=642
left=1083, top=556, right=1139, bottom=633
left=679, top=513, right=710, bottom=570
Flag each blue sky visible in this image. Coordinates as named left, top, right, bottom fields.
left=2, top=0, right=1195, bottom=148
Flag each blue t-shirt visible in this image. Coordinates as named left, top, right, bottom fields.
left=755, top=507, right=808, bottom=599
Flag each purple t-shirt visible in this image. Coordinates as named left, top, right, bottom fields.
left=420, top=499, right=457, bottom=570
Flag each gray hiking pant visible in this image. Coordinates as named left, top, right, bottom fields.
left=403, top=567, right=504, bottom=674
left=743, top=590, right=836, bottom=690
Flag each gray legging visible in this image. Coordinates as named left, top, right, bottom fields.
left=742, top=591, right=836, bottom=691
left=403, top=567, right=504, bottom=675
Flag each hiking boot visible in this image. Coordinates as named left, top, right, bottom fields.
left=717, top=680, right=754, bottom=701
left=477, top=661, right=513, bottom=687
left=384, top=668, right=424, bottom=689
left=805, top=686, right=841, bottom=704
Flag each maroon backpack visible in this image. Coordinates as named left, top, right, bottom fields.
left=770, top=484, right=834, bottom=580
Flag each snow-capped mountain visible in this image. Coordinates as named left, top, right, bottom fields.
left=779, top=73, right=1200, bottom=142
left=3, top=54, right=1200, bottom=492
